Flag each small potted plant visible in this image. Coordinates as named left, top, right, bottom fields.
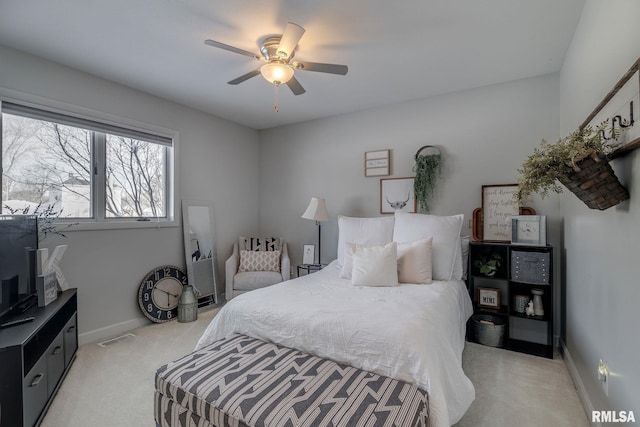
left=515, top=121, right=629, bottom=210
left=473, top=253, right=503, bottom=277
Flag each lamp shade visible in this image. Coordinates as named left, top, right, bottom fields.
left=260, top=62, right=294, bottom=84
left=301, top=197, right=328, bottom=222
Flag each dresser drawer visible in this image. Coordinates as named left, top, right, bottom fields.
left=46, top=330, right=65, bottom=397
left=511, top=251, right=550, bottom=284
left=63, top=313, right=78, bottom=367
left=23, top=354, right=48, bottom=427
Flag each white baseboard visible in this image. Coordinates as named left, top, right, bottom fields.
left=78, top=317, right=149, bottom=346
left=561, top=339, right=599, bottom=427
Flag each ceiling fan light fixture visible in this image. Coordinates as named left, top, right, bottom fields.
left=260, top=62, right=294, bottom=84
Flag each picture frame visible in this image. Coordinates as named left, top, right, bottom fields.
left=511, top=215, right=547, bottom=246
left=481, top=184, right=519, bottom=242
left=37, top=271, right=58, bottom=307
left=365, top=149, right=390, bottom=177
left=302, top=244, right=316, bottom=265
left=477, top=287, right=501, bottom=309
left=380, top=177, right=416, bottom=214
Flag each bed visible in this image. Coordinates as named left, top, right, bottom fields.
left=193, top=213, right=476, bottom=426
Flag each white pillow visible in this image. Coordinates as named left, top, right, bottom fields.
left=393, top=212, right=464, bottom=281
left=397, top=238, right=433, bottom=284
left=451, top=235, right=471, bottom=281
left=340, top=242, right=367, bottom=279
left=351, top=242, right=398, bottom=287
left=337, top=216, right=395, bottom=267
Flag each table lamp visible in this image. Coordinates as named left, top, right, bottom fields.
left=301, top=197, right=328, bottom=265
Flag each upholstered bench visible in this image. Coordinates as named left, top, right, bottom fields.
left=155, top=334, right=428, bottom=427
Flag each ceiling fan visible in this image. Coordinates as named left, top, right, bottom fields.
left=204, top=22, right=348, bottom=97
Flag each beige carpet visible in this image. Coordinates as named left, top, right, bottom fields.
left=41, top=308, right=588, bottom=427
left=456, top=343, right=588, bottom=427
left=41, top=307, right=220, bottom=427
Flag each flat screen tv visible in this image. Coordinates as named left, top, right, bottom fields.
left=0, top=215, right=38, bottom=320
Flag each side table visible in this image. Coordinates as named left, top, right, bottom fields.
left=297, top=264, right=326, bottom=277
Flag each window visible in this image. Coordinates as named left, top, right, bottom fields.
left=1, top=101, right=175, bottom=224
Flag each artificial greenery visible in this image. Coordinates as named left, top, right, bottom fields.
left=473, top=253, right=503, bottom=276
left=413, top=153, right=442, bottom=213
left=3, top=202, right=77, bottom=241
left=514, top=121, right=619, bottom=205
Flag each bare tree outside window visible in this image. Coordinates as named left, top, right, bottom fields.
left=106, top=135, right=165, bottom=218
left=2, top=112, right=168, bottom=220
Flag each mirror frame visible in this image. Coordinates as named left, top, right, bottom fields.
left=181, top=200, right=219, bottom=303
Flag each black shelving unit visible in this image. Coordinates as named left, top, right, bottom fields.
left=468, top=242, right=553, bottom=358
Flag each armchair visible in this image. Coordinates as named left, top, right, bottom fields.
left=225, top=237, right=290, bottom=301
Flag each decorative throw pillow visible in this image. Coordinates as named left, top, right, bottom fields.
left=337, top=216, right=395, bottom=267
left=238, top=250, right=281, bottom=272
left=392, top=212, right=464, bottom=281
left=397, top=238, right=433, bottom=284
left=340, top=242, right=370, bottom=279
left=239, top=236, right=281, bottom=252
left=351, top=242, right=399, bottom=287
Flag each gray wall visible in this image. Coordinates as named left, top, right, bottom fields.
left=559, top=0, right=640, bottom=420
left=259, top=74, right=562, bottom=292
left=0, top=45, right=260, bottom=344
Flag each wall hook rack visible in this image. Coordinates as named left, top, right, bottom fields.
left=600, top=101, right=635, bottom=140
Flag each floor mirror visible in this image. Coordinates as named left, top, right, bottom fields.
left=182, top=200, right=219, bottom=303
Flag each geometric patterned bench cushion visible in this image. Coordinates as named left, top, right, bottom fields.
left=155, top=334, right=428, bottom=427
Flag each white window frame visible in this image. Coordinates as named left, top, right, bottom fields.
left=0, top=92, right=179, bottom=231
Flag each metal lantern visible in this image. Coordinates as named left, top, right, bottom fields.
left=178, top=285, right=198, bottom=323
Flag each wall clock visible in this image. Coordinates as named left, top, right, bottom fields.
left=137, top=265, right=187, bottom=323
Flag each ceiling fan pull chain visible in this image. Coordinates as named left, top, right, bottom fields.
left=273, top=83, right=280, bottom=112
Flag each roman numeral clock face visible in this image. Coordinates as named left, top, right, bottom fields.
left=137, top=265, right=188, bottom=323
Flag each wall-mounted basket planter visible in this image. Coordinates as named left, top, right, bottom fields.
left=558, top=150, right=629, bottom=210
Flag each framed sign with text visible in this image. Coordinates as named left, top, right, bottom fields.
left=481, top=184, right=519, bottom=242
left=365, top=150, right=390, bottom=177
left=478, top=287, right=501, bottom=309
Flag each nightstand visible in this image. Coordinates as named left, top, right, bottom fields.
left=297, top=264, right=326, bottom=277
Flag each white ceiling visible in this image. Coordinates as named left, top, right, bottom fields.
left=0, top=0, right=585, bottom=130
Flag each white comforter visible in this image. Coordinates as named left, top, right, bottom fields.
left=196, top=261, right=475, bottom=426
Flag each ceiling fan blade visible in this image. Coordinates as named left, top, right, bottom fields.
left=204, top=39, right=260, bottom=60
left=276, top=22, right=305, bottom=60
left=228, top=69, right=261, bottom=85
left=285, top=76, right=306, bottom=95
left=293, top=61, right=348, bottom=75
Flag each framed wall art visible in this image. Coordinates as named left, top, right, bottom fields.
left=365, top=149, right=390, bottom=177
left=302, top=244, right=315, bottom=265
left=481, top=184, right=519, bottom=242
left=380, top=177, right=416, bottom=214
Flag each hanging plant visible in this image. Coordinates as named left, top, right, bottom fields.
left=413, top=146, right=442, bottom=213
left=515, top=121, right=629, bottom=210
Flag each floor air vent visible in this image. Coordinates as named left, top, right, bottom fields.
left=98, top=333, right=136, bottom=348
